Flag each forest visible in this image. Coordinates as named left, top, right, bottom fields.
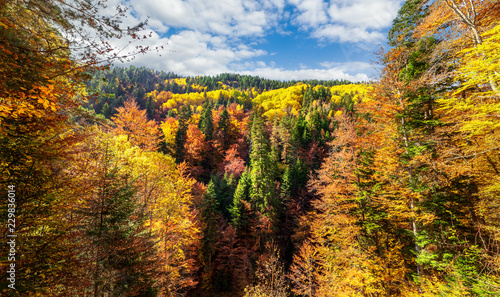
left=1, top=0, right=499, bottom=296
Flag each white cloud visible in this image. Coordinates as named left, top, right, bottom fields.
left=129, top=0, right=401, bottom=43
left=288, top=0, right=402, bottom=43
left=98, top=0, right=397, bottom=80
left=319, top=61, right=372, bottom=72
left=289, top=0, right=329, bottom=28
left=113, top=30, right=267, bottom=76
left=241, top=65, right=371, bottom=81
left=262, top=0, right=287, bottom=10
left=328, top=0, right=401, bottom=30
left=312, top=24, right=385, bottom=43
left=111, top=29, right=373, bottom=81
left=131, top=0, right=284, bottom=37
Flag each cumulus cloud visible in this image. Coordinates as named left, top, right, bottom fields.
left=328, top=0, right=401, bottom=30
left=112, top=28, right=373, bottom=81
left=100, top=0, right=399, bottom=80
left=112, top=30, right=267, bottom=76
left=241, top=65, right=371, bottom=81
left=319, top=61, right=372, bottom=72
left=131, top=0, right=284, bottom=37
left=289, top=0, right=329, bottom=27
left=312, top=25, right=385, bottom=43
left=290, top=0, right=403, bottom=43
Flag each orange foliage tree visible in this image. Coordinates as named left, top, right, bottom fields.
left=111, top=98, right=161, bottom=151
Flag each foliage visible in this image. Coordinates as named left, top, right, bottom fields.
left=243, top=244, right=289, bottom=297
left=4, top=0, right=500, bottom=295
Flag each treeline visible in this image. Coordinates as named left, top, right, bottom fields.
left=85, top=66, right=352, bottom=120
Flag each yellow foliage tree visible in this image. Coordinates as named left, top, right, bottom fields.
left=437, top=23, right=500, bottom=265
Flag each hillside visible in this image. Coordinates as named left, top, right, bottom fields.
left=1, top=1, right=500, bottom=296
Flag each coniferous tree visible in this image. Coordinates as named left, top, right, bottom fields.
left=230, top=171, right=252, bottom=230
left=200, top=180, right=220, bottom=289
left=302, top=88, right=313, bottom=110
left=101, top=102, right=112, bottom=118
left=199, top=100, right=214, bottom=141
left=218, top=108, right=230, bottom=151
left=175, top=105, right=191, bottom=162
left=213, top=174, right=236, bottom=220
left=80, top=137, right=158, bottom=297
left=249, top=110, right=278, bottom=218
left=280, top=166, right=293, bottom=202
left=145, top=96, right=155, bottom=120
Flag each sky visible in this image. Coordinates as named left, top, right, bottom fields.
left=108, top=0, right=404, bottom=82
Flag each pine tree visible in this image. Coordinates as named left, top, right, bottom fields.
left=387, top=0, right=429, bottom=47
left=82, top=139, right=158, bottom=296
left=249, top=110, right=278, bottom=218
left=174, top=105, right=191, bottom=162
left=145, top=96, right=155, bottom=120
left=214, top=174, right=236, bottom=220
left=218, top=108, right=230, bottom=151
left=200, top=180, right=220, bottom=289
left=280, top=166, right=293, bottom=201
left=302, top=88, right=314, bottom=109
left=230, top=171, right=251, bottom=230
left=101, top=102, right=112, bottom=118
left=199, top=100, right=214, bottom=141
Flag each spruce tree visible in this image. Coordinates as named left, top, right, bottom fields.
left=249, top=110, right=278, bottom=218
left=87, top=152, right=157, bottom=296
left=101, top=102, right=112, bottom=118
left=201, top=180, right=220, bottom=288
left=280, top=166, right=293, bottom=201
left=215, top=174, right=236, bottom=220
left=302, top=88, right=313, bottom=109
left=174, top=105, right=191, bottom=163
left=199, top=100, right=214, bottom=141
left=145, top=96, right=154, bottom=120
left=218, top=108, right=230, bottom=151
left=230, top=171, right=251, bottom=229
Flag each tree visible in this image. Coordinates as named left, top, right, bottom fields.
left=70, top=130, right=200, bottom=296
left=217, top=108, right=230, bottom=151
left=80, top=140, right=157, bottom=296
left=174, top=105, right=191, bottom=162
left=230, top=171, right=252, bottom=230
left=307, top=112, right=384, bottom=295
left=243, top=244, right=289, bottom=297
left=249, top=110, right=278, bottom=219
left=184, top=124, right=209, bottom=177
left=159, top=117, right=178, bottom=156
left=0, top=1, right=138, bottom=294
left=288, top=241, right=320, bottom=297
left=388, top=0, right=429, bottom=47
left=111, top=98, right=160, bottom=151
left=146, top=96, right=155, bottom=120
left=200, top=180, right=220, bottom=289
left=212, top=223, right=238, bottom=291
left=199, top=100, right=214, bottom=141
left=384, top=1, right=500, bottom=293
left=445, top=26, right=500, bottom=226
left=101, top=102, right=112, bottom=118
left=224, top=149, right=246, bottom=180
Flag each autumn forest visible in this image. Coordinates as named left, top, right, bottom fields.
left=1, top=0, right=500, bottom=296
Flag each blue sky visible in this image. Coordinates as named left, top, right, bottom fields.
left=112, top=0, right=403, bottom=81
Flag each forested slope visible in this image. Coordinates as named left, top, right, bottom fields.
left=1, top=0, right=500, bottom=296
